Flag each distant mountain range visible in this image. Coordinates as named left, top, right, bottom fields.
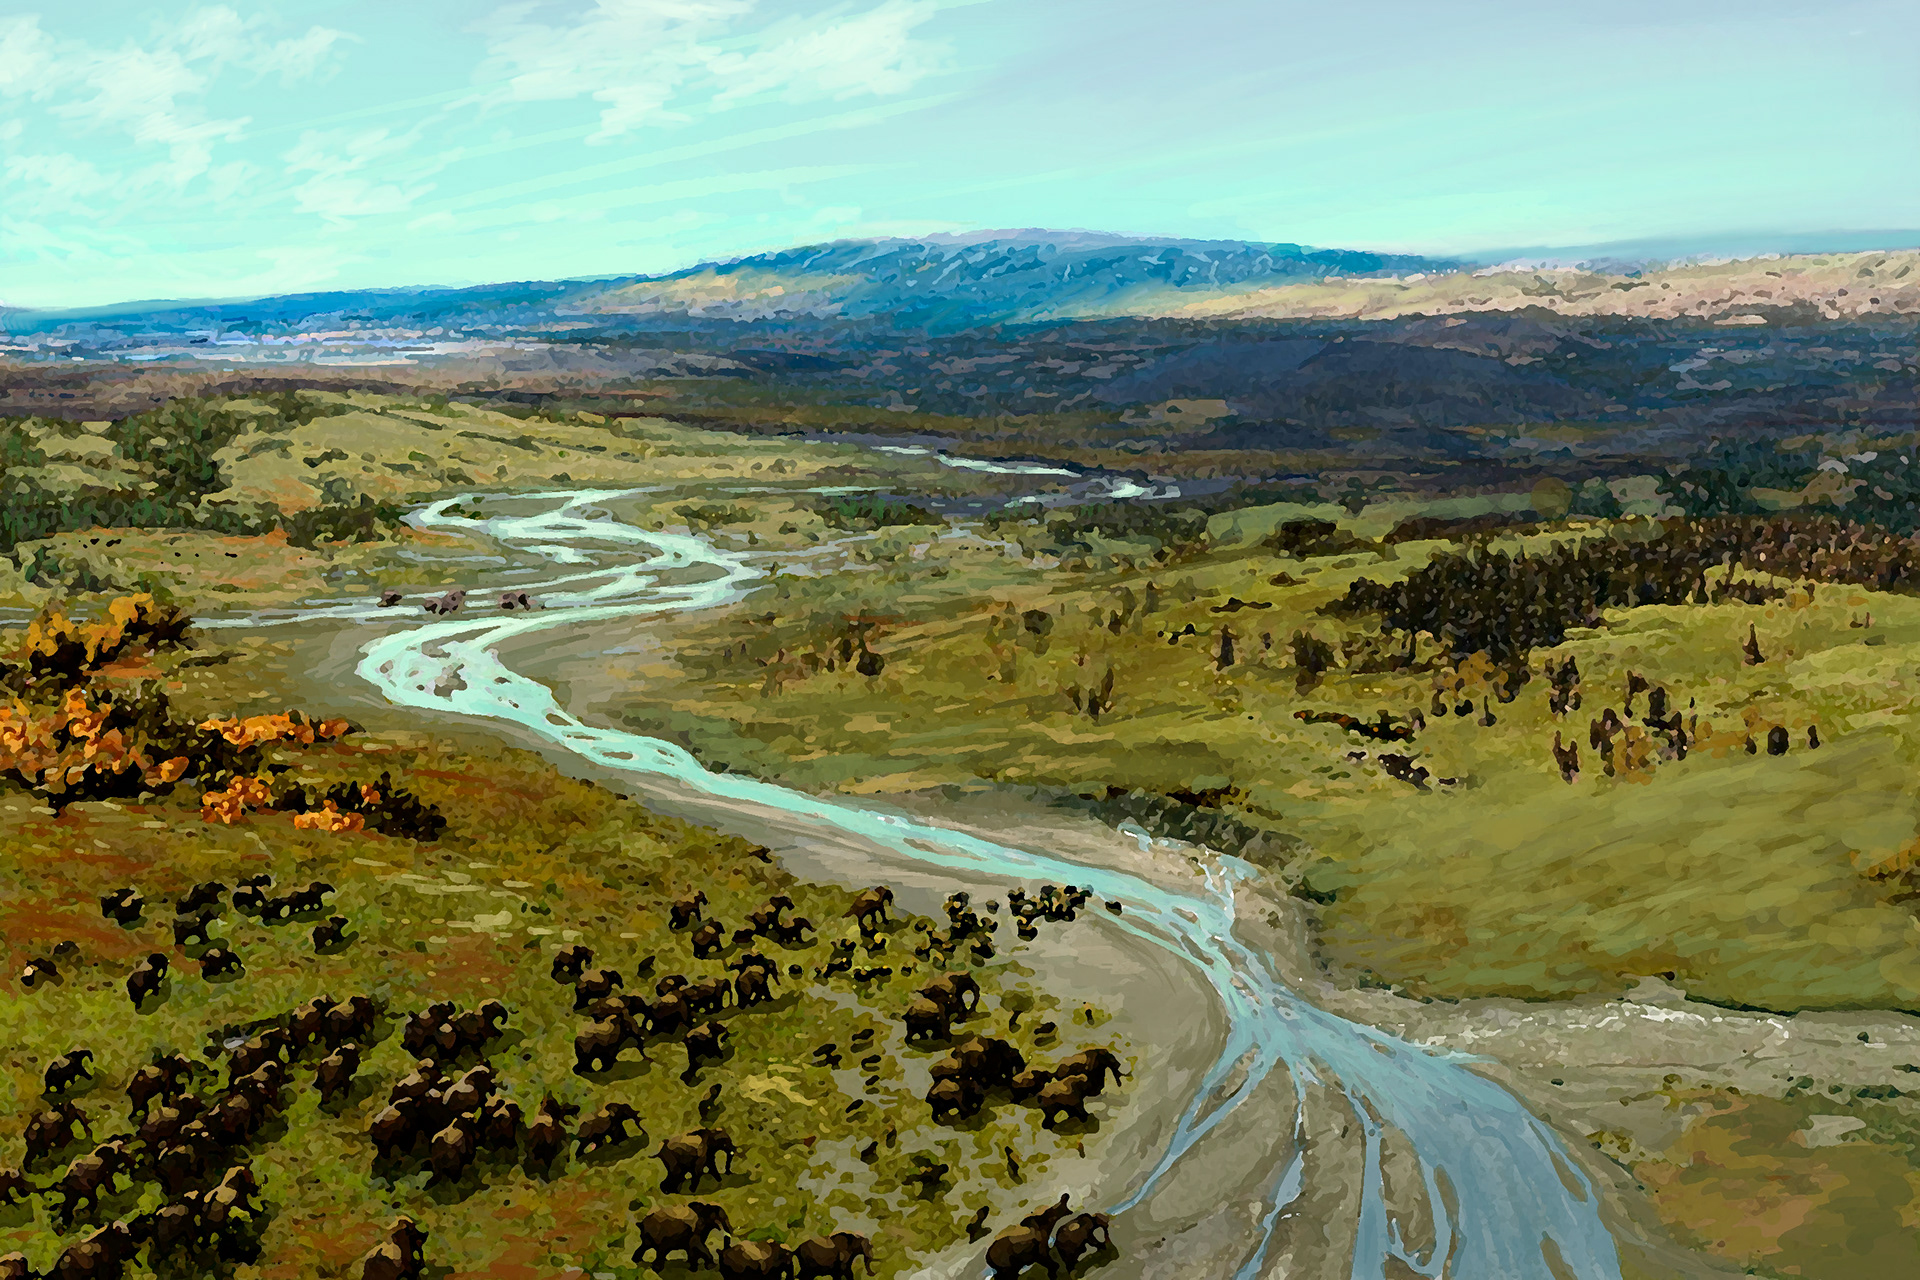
left=5, top=230, right=1917, bottom=349
left=558, top=232, right=1454, bottom=327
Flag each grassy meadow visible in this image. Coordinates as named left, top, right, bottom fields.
left=12, top=387, right=1920, bottom=1280
left=0, top=390, right=979, bottom=614
left=0, top=616, right=1126, bottom=1278
left=605, top=499, right=1920, bottom=1014
left=1595, top=1082, right=1920, bottom=1280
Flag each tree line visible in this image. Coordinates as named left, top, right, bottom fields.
left=1, top=395, right=400, bottom=566
left=1326, top=513, right=1920, bottom=666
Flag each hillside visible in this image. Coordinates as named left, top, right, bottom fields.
left=0, top=233, right=1453, bottom=341
left=1160, top=249, right=1920, bottom=324
left=9, top=236, right=1919, bottom=350
left=566, top=231, right=1453, bottom=326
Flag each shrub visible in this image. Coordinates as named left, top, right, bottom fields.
left=810, top=496, right=941, bottom=529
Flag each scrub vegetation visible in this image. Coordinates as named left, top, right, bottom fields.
left=0, top=602, right=1130, bottom=1277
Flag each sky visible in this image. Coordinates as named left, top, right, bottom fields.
left=1, top=0, right=1916, bottom=309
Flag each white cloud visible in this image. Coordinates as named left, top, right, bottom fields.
left=708, top=2, right=941, bottom=107
left=4, top=153, right=114, bottom=214
left=257, top=25, right=353, bottom=82
left=0, top=15, right=57, bottom=97
left=475, top=0, right=947, bottom=141
left=284, top=126, right=435, bottom=222
left=4, top=8, right=347, bottom=198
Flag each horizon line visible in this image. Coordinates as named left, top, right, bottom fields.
left=7, top=226, right=1918, bottom=319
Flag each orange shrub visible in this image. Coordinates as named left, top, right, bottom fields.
left=199, top=774, right=275, bottom=824
left=0, top=690, right=190, bottom=799
left=199, top=712, right=353, bottom=749
left=21, top=594, right=188, bottom=679
left=293, top=801, right=365, bottom=833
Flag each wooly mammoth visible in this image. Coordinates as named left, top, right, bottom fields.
left=576, top=1102, right=644, bottom=1154
left=654, top=1127, right=735, bottom=1193
left=984, top=1225, right=1053, bottom=1280
left=1054, top=1047, right=1128, bottom=1093
left=795, top=1231, right=875, bottom=1280
left=719, top=1239, right=792, bottom=1280
left=1037, top=1076, right=1092, bottom=1127
left=359, top=1215, right=428, bottom=1280
left=902, top=996, right=951, bottom=1042
left=919, top=972, right=981, bottom=1016
left=1053, top=1212, right=1112, bottom=1269
left=44, top=1049, right=95, bottom=1094
left=633, top=1201, right=733, bottom=1272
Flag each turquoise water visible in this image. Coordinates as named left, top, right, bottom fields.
left=227, top=487, right=1623, bottom=1279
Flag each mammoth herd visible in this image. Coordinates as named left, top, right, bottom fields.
left=1543, top=657, right=1824, bottom=786
left=985, top=1194, right=1114, bottom=1280
left=375, top=587, right=538, bottom=614
left=920, top=1032, right=1128, bottom=1130
left=72, top=874, right=343, bottom=1005
left=632, top=1200, right=873, bottom=1279
left=0, top=983, right=387, bottom=1279
left=556, top=889, right=808, bottom=1084
left=6, top=861, right=1134, bottom=1279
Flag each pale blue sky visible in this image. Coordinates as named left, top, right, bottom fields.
left=2, top=0, right=1914, bottom=308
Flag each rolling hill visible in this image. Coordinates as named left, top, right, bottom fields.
left=7, top=232, right=1919, bottom=347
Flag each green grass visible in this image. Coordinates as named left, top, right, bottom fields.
left=1605, top=1085, right=1920, bottom=1280
left=0, top=637, right=1125, bottom=1278
left=609, top=505, right=1920, bottom=1013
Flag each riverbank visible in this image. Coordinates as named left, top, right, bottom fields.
left=259, top=613, right=1297, bottom=1279
left=160, top=568, right=1920, bottom=1280
left=212, top=496, right=1633, bottom=1280
left=30, top=411, right=1918, bottom=1276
